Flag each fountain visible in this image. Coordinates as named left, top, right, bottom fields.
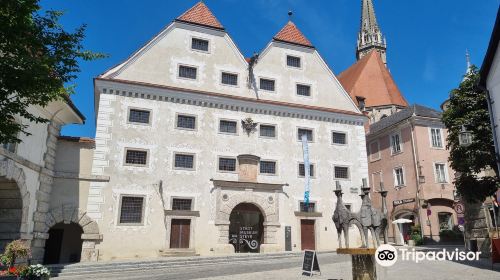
left=333, top=179, right=388, bottom=280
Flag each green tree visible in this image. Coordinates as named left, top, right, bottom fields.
left=0, top=0, right=105, bottom=144
left=441, top=66, right=499, bottom=202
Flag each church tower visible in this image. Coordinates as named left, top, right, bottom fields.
left=356, top=0, right=387, bottom=65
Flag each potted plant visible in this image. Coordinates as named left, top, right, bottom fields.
left=0, top=240, right=31, bottom=280
left=19, top=264, right=50, bottom=280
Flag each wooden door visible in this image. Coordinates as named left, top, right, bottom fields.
left=301, top=220, right=315, bottom=250
left=170, top=219, right=191, bottom=248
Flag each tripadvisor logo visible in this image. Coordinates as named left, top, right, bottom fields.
left=375, top=244, right=482, bottom=267
left=375, top=244, right=398, bottom=267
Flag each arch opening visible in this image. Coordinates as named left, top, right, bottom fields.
left=228, top=203, right=264, bottom=253
left=43, top=222, right=83, bottom=264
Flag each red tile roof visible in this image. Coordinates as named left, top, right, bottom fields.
left=177, top=1, right=224, bottom=30
left=338, top=50, right=408, bottom=108
left=273, top=21, right=313, bottom=47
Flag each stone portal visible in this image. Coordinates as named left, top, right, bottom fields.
left=229, top=203, right=264, bottom=253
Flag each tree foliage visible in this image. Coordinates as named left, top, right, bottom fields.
left=441, top=66, right=499, bottom=202
left=0, top=0, right=105, bottom=144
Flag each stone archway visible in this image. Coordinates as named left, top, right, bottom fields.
left=392, top=210, right=416, bottom=245
left=34, top=206, right=102, bottom=262
left=215, top=191, right=280, bottom=253
left=0, top=159, right=31, bottom=251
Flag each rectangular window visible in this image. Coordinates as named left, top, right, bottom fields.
left=431, top=128, right=443, bottom=148
left=172, top=198, right=192, bottom=211
left=298, top=128, right=313, bottom=142
left=394, top=167, right=405, bottom=187
left=332, top=132, right=347, bottom=145
left=370, top=141, right=380, bottom=161
left=125, top=149, right=148, bottom=166
left=191, top=38, right=209, bottom=52
left=176, top=114, right=196, bottom=130
left=299, top=202, right=316, bottom=213
left=391, top=133, right=402, bottom=154
left=178, top=65, right=197, bottom=79
left=287, top=55, right=301, bottom=68
left=296, top=84, right=311, bottom=96
left=435, top=163, right=447, bottom=183
left=438, top=212, right=454, bottom=231
left=334, top=166, right=349, bottom=179
left=119, top=196, right=144, bottom=224
left=218, top=157, right=237, bottom=172
left=259, top=78, right=275, bottom=91
left=174, top=153, right=194, bottom=170
left=219, top=120, right=237, bottom=134
left=299, top=163, right=315, bottom=177
left=221, top=72, right=238, bottom=86
left=259, top=124, right=276, bottom=138
left=260, top=161, right=276, bottom=175
left=129, top=109, right=150, bottom=124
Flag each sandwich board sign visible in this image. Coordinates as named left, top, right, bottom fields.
left=302, top=250, right=321, bottom=277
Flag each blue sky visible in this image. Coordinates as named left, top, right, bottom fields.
left=40, top=0, right=500, bottom=137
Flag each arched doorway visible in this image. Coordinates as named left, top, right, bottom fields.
left=229, top=203, right=264, bottom=253
left=394, top=212, right=415, bottom=245
left=0, top=178, right=22, bottom=252
left=43, top=223, right=83, bottom=264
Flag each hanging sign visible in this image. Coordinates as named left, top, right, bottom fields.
left=393, top=198, right=415, bottom=206
left=302, top=250, right=321, bottom=277
left=301, top=134, right=311, bottom=206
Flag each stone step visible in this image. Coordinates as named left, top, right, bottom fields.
left=49, top=251, right=324, bottom=278
left=158, top=248, right=199, bottom=257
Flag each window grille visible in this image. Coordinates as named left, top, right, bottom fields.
left=179, top=65, right=197, bottom=79
left=175, top=154, right=194, bottom=169
left=119, top=196, right=144, bottom=224
left=125, top=150, right=147, bottom=165
left=260, top=161, right=276, bottom=174
left=129, top=109, right=150, bottom=124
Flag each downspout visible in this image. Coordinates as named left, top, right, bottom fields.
left=408, top=118, right=425, bottom=241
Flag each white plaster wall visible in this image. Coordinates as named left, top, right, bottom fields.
left=88, top=89, right=368, bottom=260
left=487, top=43, right=500, bottom=161
left=105, top=22, right=359, bottom=114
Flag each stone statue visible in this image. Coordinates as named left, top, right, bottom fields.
left=333, top=182, right=365, bottom=248
left=359, top=186, right=388, bottom=248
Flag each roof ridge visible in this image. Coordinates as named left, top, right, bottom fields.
left=273, top=20, right=313, bottom=48
left=177, top=1, right=224, bottom=30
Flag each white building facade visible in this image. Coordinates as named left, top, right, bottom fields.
left=88, top=2, right=369, bottom=260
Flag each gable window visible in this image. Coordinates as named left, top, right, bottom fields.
left=176, top=114, right=196, bottom=130
left=259, top=78, right=275, bottom=91
left=334, top=166, right=350, bottom=180
left=218, top=157, right=237, bottom=172
left=370, top=141, right=380, bottom=161
left=178, top=65, right=197, bottom=79
left=219, top=120, right=237, bottom=134
left=299, top=163, right=315, bottom=177
left=435, top=163, right=448, bottom=183
left=125, top=149, right=148, bottom=166
left=394, top=167, right=405, bottom=187
left=299, top=202, right=316, bottom=213
left=260, top=160, right=276, bottom=175
left=191, top=38, right=209, bottom=52
left=296, top=84, right=311, bottom=96
left=298, top=128, right=313, bottom=142
left=129, top=109, right=150, bottom=124
left=390, top=133, right=402, bottom=154
left=174, top=153, right=195, bottom=170
left=332, top=132, right=347, bottom=145
left=287, top=55, right=301, bottom=68
left=172, top=198, right=192, bottom=211
left=221, top=72, right=238, bottom=86
left=259, top=124, right=276, bottom=138
left=119, top=196, right=144, bottom=225
left=430, top=128, right=443, bottom=148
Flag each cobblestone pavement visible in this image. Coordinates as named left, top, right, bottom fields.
left=194, top=258, right=500, bottom=280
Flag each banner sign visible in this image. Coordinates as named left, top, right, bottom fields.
left=229, top=226, right=259, bottom=251
left=393, top=198, right=415, bottom=207
left=301, top=134, right=311, bottom=206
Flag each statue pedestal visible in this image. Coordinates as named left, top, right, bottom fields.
left=337, top=248, right=376, bottom=280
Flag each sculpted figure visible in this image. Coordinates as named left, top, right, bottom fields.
left=332, top=185, right=365, bottom=248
